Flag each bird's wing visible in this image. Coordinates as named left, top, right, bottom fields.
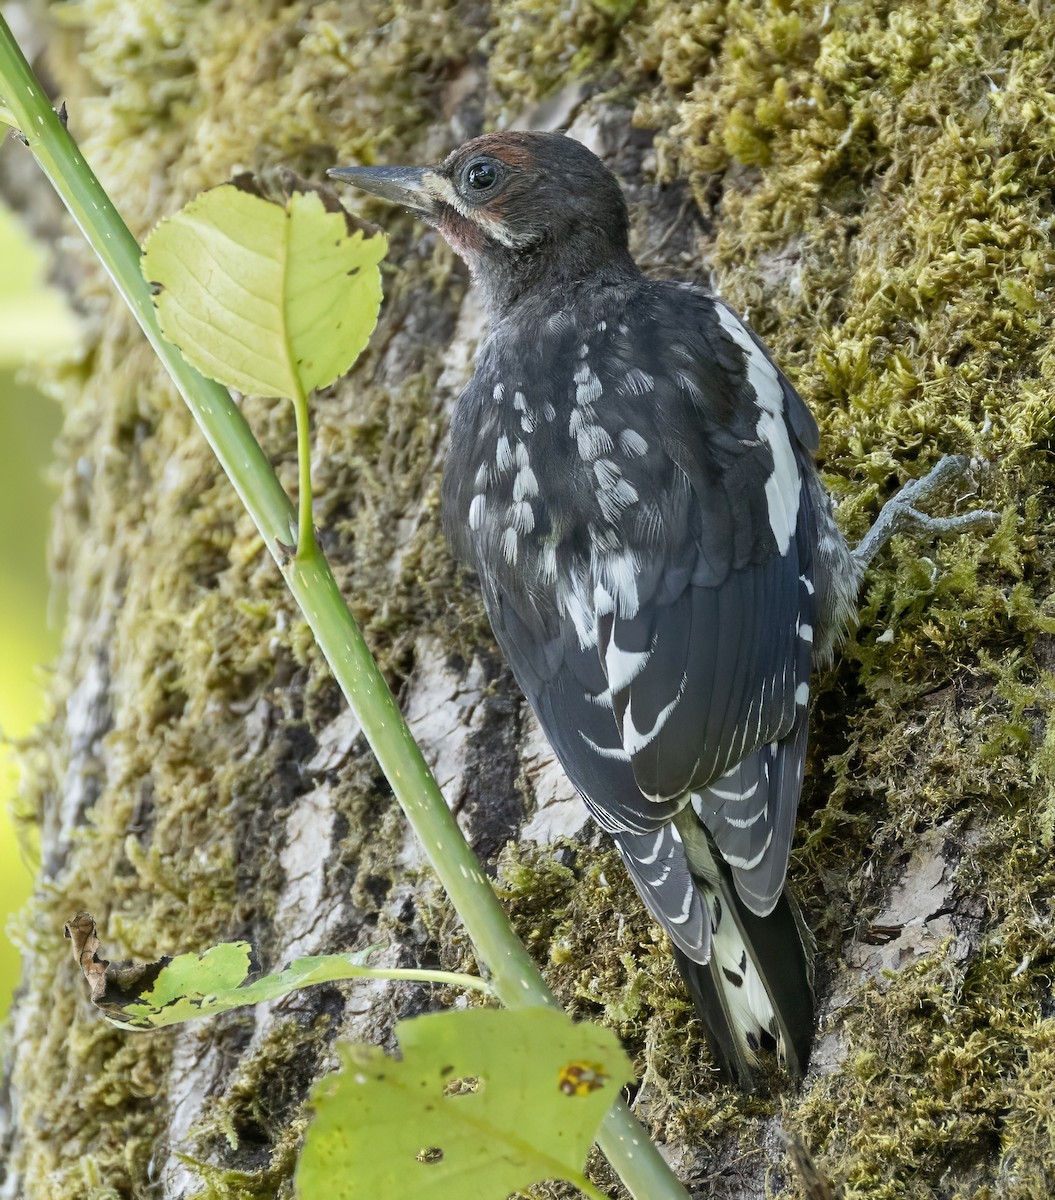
left=598, top=486, right=819, bottom=916
left=488, top=585, right=684, bottom=837
left=488, top=295, right=822, bottom=917
left=486, top=585, right=709, bottom=952
left=583, top=295, right=821, bottom=914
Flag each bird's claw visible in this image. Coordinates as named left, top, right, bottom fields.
left=853, top=454, right=1000, bottom=570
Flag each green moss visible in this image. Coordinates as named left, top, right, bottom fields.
left=185, top=1013, right=340, bottom=1200
left=7, top=913, right=167, bottom=1198
left=11, top=0, right=490, bottom=1194
left=792, top=825, right=1055, bottom=1200
left=11, top=0, right=1055, bottom=1194
left=628, top=1, right=1055, bottom=1190
left=488, top=0, right=647, bottom=119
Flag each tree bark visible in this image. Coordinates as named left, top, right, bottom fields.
left=2, top=2, right=1054, bottom=1198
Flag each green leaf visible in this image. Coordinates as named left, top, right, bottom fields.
left=66, top=913, right=488, bottom=1031
left=141, top=180, right=386, bottom=398
left=117, top=944, right=388, bottom=1029
left=296, top=1007, right=633, bottom=1200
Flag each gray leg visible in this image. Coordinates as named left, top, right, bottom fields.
left=853, top=455, right=1000, bottom=571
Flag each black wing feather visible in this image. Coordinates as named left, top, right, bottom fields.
left=490, top=589, right=682, bottom=836
left=452, top=285, right=821, bottom=932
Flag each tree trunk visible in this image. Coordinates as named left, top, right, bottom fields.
left=2, top=2, right=1054, bottom=1198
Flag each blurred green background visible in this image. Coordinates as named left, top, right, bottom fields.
left=0, top=198, right=73, bottom=1015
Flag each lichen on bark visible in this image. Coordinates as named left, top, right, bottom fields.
left=2, top=0, right=1054, bottom=1198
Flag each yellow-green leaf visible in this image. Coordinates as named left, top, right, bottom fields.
left=141, top=180, right=386, bottom=398
left=66, top=912, right=389, bottom=1030
left=296, top=1007, right=633, bottom=1200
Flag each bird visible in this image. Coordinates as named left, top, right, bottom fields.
left=329, top=130, right=862, bottom=1090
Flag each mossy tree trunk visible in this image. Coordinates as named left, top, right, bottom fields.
left=2, top=2, right=1054, bottom=1198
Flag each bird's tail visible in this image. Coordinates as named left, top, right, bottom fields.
left=672, top=868, right=814, bottom=1090
left=614, top=813, right=814, bottom=1089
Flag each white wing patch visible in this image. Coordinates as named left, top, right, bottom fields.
left=714, top=304, right=801, bottom=556
left=580, top=732, right=632, bottom=762
left=622, top=673, right=688, bottom=756
left=604, top=639, right=652, bottom=692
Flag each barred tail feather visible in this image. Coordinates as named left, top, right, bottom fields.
left=614, top=811, right=814, bottom=1088
left=675, top=875, right=813, bottom=1089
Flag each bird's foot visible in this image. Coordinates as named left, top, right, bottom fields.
left=853, top=455, right=1000, bottom=570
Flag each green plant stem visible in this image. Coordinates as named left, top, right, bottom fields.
left=363, top=966, right=493, bottom=993
left=0, top=20, right=691, bottom=1200
left=291, top=376, right=318, bottom=561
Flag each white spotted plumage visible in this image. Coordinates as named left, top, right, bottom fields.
left=513, top=463, right=538, bottom=501
left=618, top=428, right=649, bottom=458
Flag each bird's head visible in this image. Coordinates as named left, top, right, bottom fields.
left=328, top=131, right=636, bottom=312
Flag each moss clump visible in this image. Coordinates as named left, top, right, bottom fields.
left=627, top=0, right=1055, bottom=1190
left=185, top=1010, right=344, bottom=1200
left=488, top=0, right=644, bottom=119
left=9, top=0, right=1055, bottom=1195
left=791, top=898, right=1055, bottom=1197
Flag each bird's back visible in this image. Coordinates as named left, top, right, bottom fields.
left=440, top=276, right=850, bottom=1084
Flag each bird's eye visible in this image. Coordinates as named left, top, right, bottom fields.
left=464, top=159, right=499, bottom=192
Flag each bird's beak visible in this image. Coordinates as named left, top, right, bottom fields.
left=326, top=165, right=437, bottom=216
